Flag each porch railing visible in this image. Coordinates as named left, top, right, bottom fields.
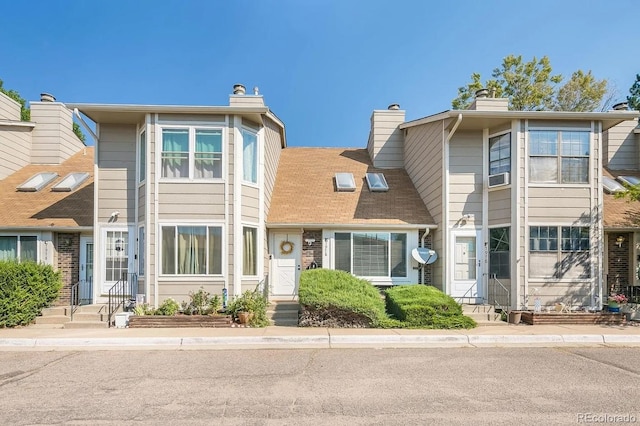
left=70, top=278, right=93, bottom=321
left=107, top=273, right=138, bottom=327
left=488, top=273, right=510, bottom=312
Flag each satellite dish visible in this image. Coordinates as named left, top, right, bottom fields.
left=411, top=248, right=438, bottom=265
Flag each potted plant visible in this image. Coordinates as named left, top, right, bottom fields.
left=608, top=294, right=628, bottom=313
left=227, top=289, right=269, bottom=327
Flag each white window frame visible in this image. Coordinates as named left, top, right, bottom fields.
left=0, top=234, right=39, bottom=262
left=488, top=132, right=511, bottom=176
left=138, top=225, right=145, bottom=277
left=331, top=231, right=409, bottom=280
left=158, top=222, right=225, bottom=278
left=138, top=129, right=146, bottom=184
left=159, top=125, right=225, bottom=181
left=528, top=128, right=591, bottom=185
left=241, top=225, right=259, bottom=278
left=241, top=127, right=259, bottom=186
left=528, top=224, right=591, bottom=280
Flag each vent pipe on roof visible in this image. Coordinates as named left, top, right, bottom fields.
left=388, top=103, right=400, bottom=110
left=612, top=102, right=629, bottom=111
left=233, top=84, right=246, bottom=95
left=40, top=93, right=56, bottom=102
left=475, top=88, right=489, bottom=99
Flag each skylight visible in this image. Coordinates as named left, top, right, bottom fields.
left=17, top=172, right=57, bottom=192
left=366, top=172, right=389, bottom=192
left=603, top=176, right=626, bottom=194
left=616, top=175, right=640, bottom=186
left=52, top=172, right=90, bottom=192
left=335, top=173, right=356, bottom=191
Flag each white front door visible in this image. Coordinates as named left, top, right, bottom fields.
left=101, top=228, right=132, bottom=294
left=271, top=233, right=302, bottom=298
left=451, top=230, right=482, bottom=300
left=79, top=236, right=93, bottom=304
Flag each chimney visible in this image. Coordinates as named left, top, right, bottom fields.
left=475, top=89, right=489, bottom=99
left=367, top=104, right=405, bottom=168
left=467, top=88, right=508, bottom=111
left=229, top=83, right=264, bottom=107
left=612, top=102, right=629, bottom=111
left=40, top=93, right=56, bottom=102
left=233, top=84, right=246, bottom=95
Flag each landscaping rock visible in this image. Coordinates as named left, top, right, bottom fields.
left=298, top=305, right=373, bottom=328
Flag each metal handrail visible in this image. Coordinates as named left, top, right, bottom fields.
left=70, top=280, right=80, bottom=321
left=488, top=273, right=510, bottom=312
left=454, top=284, right=476, bottom=305
left=107, top=273, right=138, bottom=327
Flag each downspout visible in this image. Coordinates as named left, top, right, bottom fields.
left=443, top=113, right=462, bottom=295
left=73, top=108, right=98, bottom=142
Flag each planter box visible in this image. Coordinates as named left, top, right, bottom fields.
left=521, top=312, right=626, bottom=325
left=128, top=315, right=233, bottom=328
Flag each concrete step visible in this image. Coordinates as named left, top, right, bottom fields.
left=64, top=321, right=109, bottom=329
left=465, top=312, right=503, bottom=322
left=35, top=315, right=71, bottom=325
left=271, top=318, right=299, bottom=327
left=77, top=304, right=108, bottom=314
left=461, top=304, right=495, bottom=314
left=267, top=301, right=299, bottom=326
left=41, top=306, right=69, bottom=316
left=71, top=312, right=106, bottom=322
left=30, top=323, right=65, bottom=329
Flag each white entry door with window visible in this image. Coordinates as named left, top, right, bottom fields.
left=271, top=233, right=302, bottom=298
left=101, top=228, right=132, bottom=294
left=451, top=230, right=483, bottom=301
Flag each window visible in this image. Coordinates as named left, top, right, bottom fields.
left=161, top=127, right=222, bottom=179
left=52, top=173, right=89, bottom=192
left=0, top=236, right=37, bottom=262
left=243, top=227, right=257, bottom=276
left=489, top=133, right=510, bottom=175
left=334, top=232, right=407, bottom=278
left=529, top=130, right=589, bottom=183
left=161, top=225, right=222, bottom=275
left=242, top=129, right=258, bottom=184
left=366, top=173, right=389, bottom=192
left=489, top=227, right=510, bottom=279
left=138, top=227, right=145, bottom=277
left=17, top=172, right=57, bottom=192
left=139, top=130, right=146, bottom=183
left=335, top=173, right=356, bottom=191
left=529, top=225, right=590, bottom=279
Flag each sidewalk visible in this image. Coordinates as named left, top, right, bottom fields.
left=1, top=322, right=640, bottom=350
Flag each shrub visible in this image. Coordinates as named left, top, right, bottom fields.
left=155, top=298, right=180, bottom=316
left=385, top=285, right=476, bottom=329
left=181, top=287, right=221, bottom=315
left=0, top=261, right=62, bottom=327
left=133, top=303, right=155, bottom=316
left=298, top=269, right=389, bottom=327
left=226, top=289, right=269, bottom=327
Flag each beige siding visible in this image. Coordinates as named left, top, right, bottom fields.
left=241, top=185, right=259, bottom=222
left=263, top=117, right=283, bottom=275
left=157, top=114, right=225, bottom=123
left=229, top=96, right=265, bottom=108
left=30, top=103, right=85, bottom=164
left=604, top=120, right=637, bottom=170
left=527, top=280, right=591, bottom=308
left=0, top=126, right=32, bottom=179
left=97, top=124, right=137, bottom=223
left=368, top=110, right=405, bottom=168
left=138, top=183, right=145, bottom=223
left=488, top=188, right=511, bottom=225
left=490, top=123, right=511, bottom=135
left=157, top=281, right=225, bottom=304
left=404, top=120, right=444, bottom=288
left=517, top=122, right=526, bottom=305
left=528, top=187, right=591, bottom=222
left=449, top=131, right=483, bottom=226
left=0, top=92, right=22, bottom=120
left=158, top=183, right=225, bottom=219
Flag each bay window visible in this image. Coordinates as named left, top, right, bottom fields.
left=489, top=133, right=511, bottom=176
left=334, top=232, right=407, bottom=278
left=529, top=130, right=590, bottom=183
left=243, top=227, right=257, bottom=276
left=161, top=127, right=223, bottom=179
left=161, top=225, right=222, bottom=275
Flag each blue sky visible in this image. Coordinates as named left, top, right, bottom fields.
left=1, top=0, right=638, bottom=147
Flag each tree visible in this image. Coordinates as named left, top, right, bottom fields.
left=553, top=70, right=608, bottom=112
left=0, top=78, right=85, bottom=142
left=0, top=78, right=30, bottom=121
left=452, top=55, right=608, bottom=112
left=628, top=74, right=640, bottom=112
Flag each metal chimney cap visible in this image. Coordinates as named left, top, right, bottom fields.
left=233, top=84, right=246, bottom=95
left=612, top=102, right=629, bottom=111
left=388, top=103, right=400, bottom=110
left=475, top=88, right=489, bottom=99
left=40, top=93, right=56, bottom=102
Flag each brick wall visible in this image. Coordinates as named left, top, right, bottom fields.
left=607, top=232, right=630, bottom=295
left=55, top=233, right=80, bottom=306
left=302, top=230, right=323, bottom=270
left=418, top=230, right=433, bottom=285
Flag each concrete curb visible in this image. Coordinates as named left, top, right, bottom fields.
left=1, top=334, right=639, bottom=350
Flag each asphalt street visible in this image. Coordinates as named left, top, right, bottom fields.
left=0, top=347, right=639, bottom=425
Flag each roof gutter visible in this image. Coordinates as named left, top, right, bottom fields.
left=73, top=108, right=98, bottom=143
left=267, top=223, right=438, bottom=230
left=0, top=226, right=93, bottom=232
left=446, top=113, right=463, bottom=142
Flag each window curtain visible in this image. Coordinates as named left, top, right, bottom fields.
left=208, top=227, right=222, bottom=274
left=242, top=131, right=257, bottom=183
left=195, top=130, right=222, bottom=179
left=335, top=233, right=351, bottom=273
left=0, top=236, right=17, bottom=261
left=162, top=129, right=189, bottom=178
left=178, top=226, right=206, bottom=274
left=19, top=237, right=37, bottom=262
left=243, top=227, right=256, bottom=275
left=161, top=227, right=176, bottom=274
left=139, top=131, right=146, bottom=182
left=138, top=227, right=145, bottom=276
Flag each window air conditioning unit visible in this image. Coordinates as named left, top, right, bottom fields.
left=488, top=172, right=510, bottom=188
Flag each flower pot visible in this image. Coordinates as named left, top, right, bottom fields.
left=508, top=311, right=522, bottom=324
left=608, top=302, right=620, bottom=313
left=237, top=311, right=253, bottom=325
